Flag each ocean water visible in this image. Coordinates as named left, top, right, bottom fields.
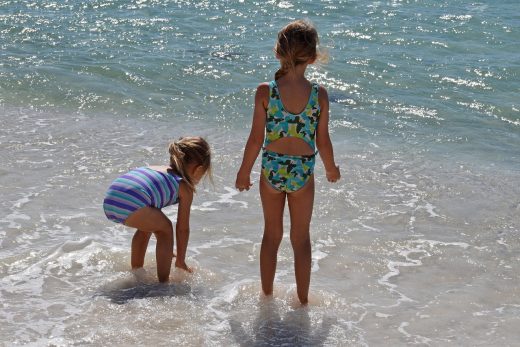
left=1, top=0, right=519, bottom=345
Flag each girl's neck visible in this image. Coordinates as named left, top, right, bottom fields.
left=279, top=64, right=308, bottom=82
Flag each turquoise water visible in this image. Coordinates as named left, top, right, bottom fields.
left=1, top=1, right=519, bottom=165
left=1, top=1, right=519, bottom=345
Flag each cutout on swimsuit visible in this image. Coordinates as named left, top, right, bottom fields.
left=262, top=81, right=320, bottom=192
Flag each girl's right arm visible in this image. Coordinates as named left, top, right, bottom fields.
left=316, top=86, right=341, bottom=182
left=175, top=181, right=194, bottom=272
left=235, top=83, right=269, bottom=191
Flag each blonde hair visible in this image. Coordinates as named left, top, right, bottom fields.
left=274, top=19, right=325, bottom=80
left=168, top=136, right=211, bottom=191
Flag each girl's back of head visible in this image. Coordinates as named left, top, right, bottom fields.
left=274, top=19, right=323, bottom=80
left=169, top=136, right=211, bottom=190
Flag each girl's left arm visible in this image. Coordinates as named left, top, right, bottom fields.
left=175, top=182, right=194, bottom=272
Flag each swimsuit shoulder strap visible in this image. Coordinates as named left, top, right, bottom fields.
left=309, top=82, right=320, bottom=108
left=269, top=80, right=280, bottom=103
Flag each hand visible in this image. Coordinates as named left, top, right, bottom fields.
left=235, top=171, right=253, bottom=192
left=175, top=260, right=193, bottom=273
left=326, top=165, right=341, bottom=183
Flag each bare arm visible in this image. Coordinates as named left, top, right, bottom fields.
left=316, top=86, right=340, bottom=182
left=175, top=182, right=193, bottom=272
left=235, top=83, right=269, bottom=191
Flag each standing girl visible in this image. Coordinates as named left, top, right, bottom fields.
left=104, top=136, right=211, bottom=282
left=235, top=20, right=340, bottom=304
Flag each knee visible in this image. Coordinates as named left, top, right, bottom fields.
left=262, top=229, right=283, bottom=247
left=155, top=220, right=173, bottom=238
left=290, top=231, right=310, bottom=250
left=160, top=219, right=174, bottom=233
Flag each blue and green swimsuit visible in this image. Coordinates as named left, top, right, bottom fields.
left=262, top=80, right=320, bottom=192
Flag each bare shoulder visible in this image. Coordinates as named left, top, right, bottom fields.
left=318, top=85, right=329, bottom=107
left=178, top=181, right=194, bottom=202
left=256, top=82, right=270, bottom=97
left=255, top=82, right=270, bottom=108
left=318, top=85, right=329, bottom=99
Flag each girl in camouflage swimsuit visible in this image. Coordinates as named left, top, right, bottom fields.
left=235, top=19, right=341, bottom=305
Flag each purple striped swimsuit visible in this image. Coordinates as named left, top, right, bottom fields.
left=103, top=167, right=182, bottom=224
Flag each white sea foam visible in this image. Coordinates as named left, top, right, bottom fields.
left=391, top=104, right=444, bottom=121
left=398, top=322, right=432, bottom=344
left=440, top=14, right=472, bottom=21
left=195, top=186, right=248, bottom=211
left=440, top=76, right=490, bottom=89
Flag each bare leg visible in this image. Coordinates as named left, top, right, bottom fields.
left=124, top=207, right=174, bottom=282
left=287, top=176, right=315, bottom=305
left=259, top=177, right=286, bottom=297
left=154, top=227, right=174, bottom=282
left=131, top=230, right=152, bottom=269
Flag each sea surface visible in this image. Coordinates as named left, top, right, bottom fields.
left=1, top=0, right=519, bottom=346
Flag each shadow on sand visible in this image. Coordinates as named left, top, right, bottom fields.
left=99, top=282, right=192, bottom=304
left=230, top=299, right=335, bottom=347
left=96, top=269, right=193, bottom=304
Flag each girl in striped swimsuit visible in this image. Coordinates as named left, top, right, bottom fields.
left=103, top=136, right=211, bottom=282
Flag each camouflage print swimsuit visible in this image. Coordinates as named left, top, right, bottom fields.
left=262, top=80, right=320, bottom=192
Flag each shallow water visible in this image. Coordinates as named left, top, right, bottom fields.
left=1, top=0, right=520, bottom=346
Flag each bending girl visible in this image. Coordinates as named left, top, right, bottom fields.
left=104, top=136, right=211, bottom=282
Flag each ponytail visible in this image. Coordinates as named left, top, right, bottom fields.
left=168, top=137, right=211, bottom=192
left=275, top=60, right=292, bottom=80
